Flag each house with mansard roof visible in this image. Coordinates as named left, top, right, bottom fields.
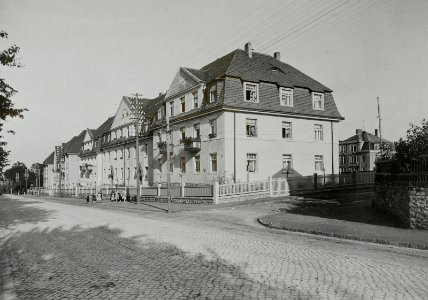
left=339, top=129, right=393, bottom=173
left=79, top=117, right=114, bottom=188
left=152, top=43, right=343, bottom=184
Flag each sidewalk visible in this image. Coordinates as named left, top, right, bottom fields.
left=258, top=212, right=428, bottom=250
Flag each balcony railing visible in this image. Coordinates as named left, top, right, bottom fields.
left=180, top=137, right=201, bottom=153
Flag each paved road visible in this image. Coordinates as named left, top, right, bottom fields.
left=1, top=195, right=427, bottom=299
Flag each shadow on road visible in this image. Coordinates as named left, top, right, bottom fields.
left=0, top=195, right=55, bottom=229
left=0, top=225, right=297, bottom=299
left=281, top=190, right=407, bottom=228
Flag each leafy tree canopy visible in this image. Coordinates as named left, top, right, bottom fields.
left=0, top=30, right=27, bottom=173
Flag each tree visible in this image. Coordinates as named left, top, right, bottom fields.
left=4, top=161, right=36, bottom=193
left=0, top=30, right=27, bottom=173
left=393, top=119, right=428, bottom=173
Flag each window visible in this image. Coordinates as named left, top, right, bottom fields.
left=312, top=93, right=324, bottom=110
left=246, top=153, right=257, bottom=172
left=209, top=85, right=217, bottom=103
left=280, top=88, right=293, bottom=107
left=282, top=122, right=292, bottom=139
left=314, top=124, right=323, bottom=141
left=194, top=155, right=200, bottom=173
left=362, top=155, right=366, bottom=163
left=210, top=153, right=217, bottom=172
left=180, top=157, right=186, bottom=173
left=352, top=156, right=358, bottom=164
left=180, top=97, right=185, bottom=113
left=158, top=107, right=164, bottom=120
left=127, top=168, right=130, bottom=180
left=169, top=101, right=174, bottom=117
left=121, top=168, right=124, bottom=180
left=180, top=127, right=185, bottom=141
left=193, top=92, right=198, bottom=109
left=127, top=148, right=130, bottom=158
left=351, top=145, right=358, bottom=152
left=193, top=123, right=200, bottom=139
left=209, top=119, right=217, bottom=138
left=282, top=154, right=292, bottom=173
left=340, top=156, right=346, bottom=164
left=315, top=155, right=324, bottom=172
left=122, top=109, right=128, bottom=119
left=246, top=119, right=257, bottom=137
left=244, top=83, right=258, bottom=102
left=340, top=145, right=347, bottom=153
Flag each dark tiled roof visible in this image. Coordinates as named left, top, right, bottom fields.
left=66, top=130, right=86, bottom=154
left=93, top=116, right=114, bottom=138
left=43, top=151, right=54, bottom=165
left=341, top=131, right=392, bottom=144
left=188, top=49, right=331, bottom=92
left=122, top=93, right=166, bottom=120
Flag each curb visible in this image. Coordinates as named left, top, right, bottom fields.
left=257, top=218, right=428, bottom=251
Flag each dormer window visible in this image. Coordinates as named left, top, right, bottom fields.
left=280, top=88, right=293, bottom=107
left=122, top=109, right=128, bottom=119
left=157, top=107, right=164, bottom=120
left=169, top=101, right=174, bottom=117
left=244, top=82, right=258, bottom=103
left=192, top=92, right=199, bottom=109
left=180, top=97, right=186, bottom=112
left=312, top=92, right=324, bottom=110
left=209, top=85, right=217, bottom=103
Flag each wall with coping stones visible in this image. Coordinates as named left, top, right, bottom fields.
left=375, top=180, right=428, bottom=230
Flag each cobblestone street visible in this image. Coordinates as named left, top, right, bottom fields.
left=1, top=195, right=428, bottom=299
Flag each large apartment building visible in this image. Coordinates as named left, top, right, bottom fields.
left=42, top=43, right=343, bottom=188
left=152, top=43, right=343, bottom=183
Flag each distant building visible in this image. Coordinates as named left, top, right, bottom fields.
left=339, top=129, right=393, bottom=173
left=42, top=151, right=55, bottom=188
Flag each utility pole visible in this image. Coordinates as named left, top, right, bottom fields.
left=166, top=116, right=171, bottom=213
left=24, top=168, right=29, bottom=194
left=377, top=97, right=383, bottom=157
left=130, top=93, right=145, bottom=205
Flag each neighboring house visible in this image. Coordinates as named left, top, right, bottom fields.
left=339, top=129, right=393, bottom=173
left=152, top=43, right=343, bottom=183
left=79, top=117, right=114, bottom=188
left=42, top=151, right=55, bottom=188
left=63, top=130, right=86, bottom=188
left=99, top=95, right=164, bottom=188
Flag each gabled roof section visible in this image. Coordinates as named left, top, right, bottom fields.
left=165, top=68, right=201, bottom=99
left=43, top=151, right=54, bottom=165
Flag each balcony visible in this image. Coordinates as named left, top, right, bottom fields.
left=180, top=137, right=201, bottom=153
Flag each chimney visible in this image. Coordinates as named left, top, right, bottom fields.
left=374, top=129, right=378, bottom=136
left=245, top=42, right=253, bottom=58
left=274, top=52, right=281, bottom=60
left=356, top=129, right=362, bottom=135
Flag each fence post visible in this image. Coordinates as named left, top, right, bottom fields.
left=181, top=182, right=185, bottom=198
left=314, top=173, right=318, bottom=191
left=213, top=181, right=219, bottom=204
left=269, top=177, right=273, bottom=197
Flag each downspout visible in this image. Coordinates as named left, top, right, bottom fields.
left=331, top=121, right=334, bottom=175
left=234, top=112, right=236, bottom=183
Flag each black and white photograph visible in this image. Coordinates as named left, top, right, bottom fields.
left=1, top=0, right=428, bottom=299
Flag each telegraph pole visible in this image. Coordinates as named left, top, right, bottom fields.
left=377, top=97, right=383, bottom=156
left=24, top=168, right=29, bottom=194
left=166, top=116, right=171, bottom=213
left=130, top=93, right=144, bottom=205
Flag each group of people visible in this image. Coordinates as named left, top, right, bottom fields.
left=85, top=190, right=125, bottom=203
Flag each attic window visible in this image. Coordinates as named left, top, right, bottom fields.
left=122, top=109, right=128, bottom=119
left=244, top=82, right=258, bottom=103
left=312, top=92, right=324, bottom=111
left=271, top=67, right=279, bottom=72
left=209, top=85, right=217, bottom=103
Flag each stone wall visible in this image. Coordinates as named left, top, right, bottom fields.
left=409, top=187, right=428, bottom=230
left=375, top=174, right=428, bottom=230
left=374, top=181, right=410, bottom=227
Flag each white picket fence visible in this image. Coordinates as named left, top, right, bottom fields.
left=214, top=177, right=289, bottom=204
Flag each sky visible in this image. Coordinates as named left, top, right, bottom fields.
left=1, top=0, right=428, bottom=167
